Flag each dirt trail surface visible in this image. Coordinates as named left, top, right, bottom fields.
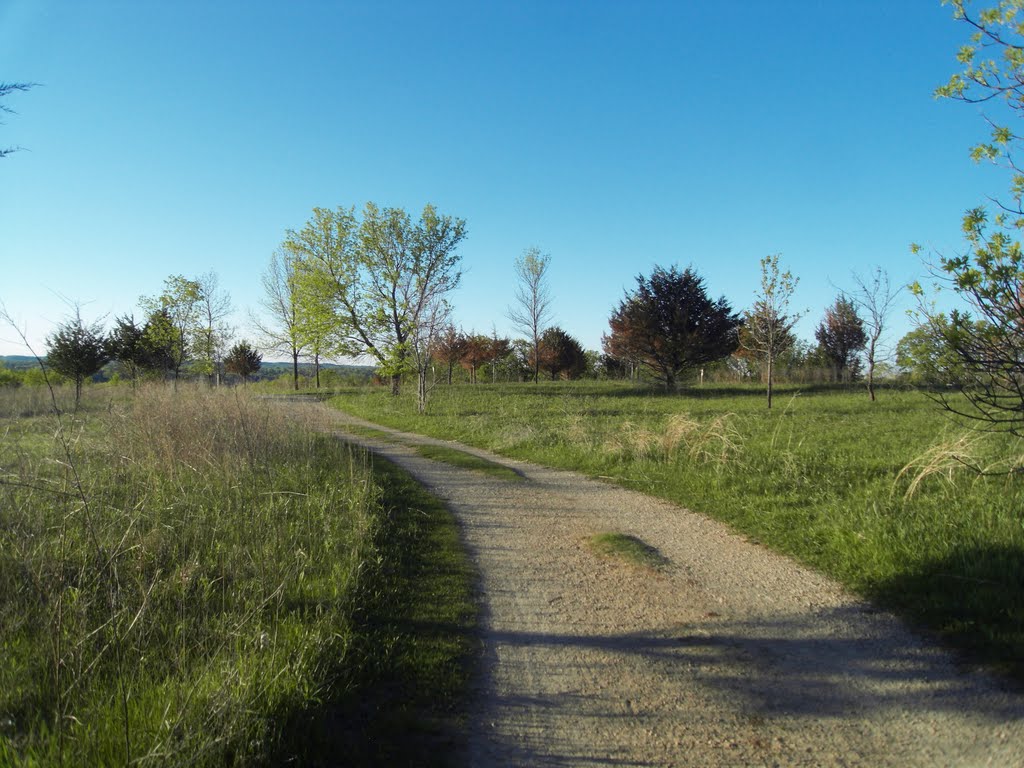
left=320, top=405, right=1024, bottom=767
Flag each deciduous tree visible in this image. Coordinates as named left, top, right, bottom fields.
left=286, top=203, right=465, bottom=403
left=432, top=325, right=468, bottom=385
left=907, top=1, right=1024, bottom=436
left=508, top=247, right=554, bottom=383
left=460, top=333, right=491, bottom=384
left=253, top=248, right=307, bottom=391
left=192, top=271, right=233, bottom=385
left=140, top=275, right=202, bottom=383
left=849, top=267, right=900, bottom=401
left=740, top=254, right=801, bottom=408
left=895, top=319, right=972, bottom=386
left=606, top=265, right=741, bottom=390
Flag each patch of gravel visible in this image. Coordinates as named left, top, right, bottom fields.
left=321, top=405, right=1024, bottom=767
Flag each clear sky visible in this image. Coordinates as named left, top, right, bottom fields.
left=0, top=0, right=1005, bottom=361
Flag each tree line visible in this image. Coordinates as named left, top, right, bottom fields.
left=30, top=274, right=264, bottom=407
left=15, top=0, right=1024, bottom=431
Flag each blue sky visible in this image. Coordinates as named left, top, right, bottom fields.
left=0, top=0, right=1004, bottom=360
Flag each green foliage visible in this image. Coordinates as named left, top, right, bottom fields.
left=45, top=310, right=108, bottom=406
left=330, top=380, right=1024, bottom=681
left=895, top=319, right=970, bottom=385
left=606, top=265, right=742, bottom=390
left=0, top=363, right=21, bottom=387
left=224, top=340, right=262, bottom=382
left=285, top=202, right=466, bottom=397
left=136, top=276, right=230, bottom=385
left=739, top=254, right=801, bottom=408
left=922, top=2, right=1024, bottom=433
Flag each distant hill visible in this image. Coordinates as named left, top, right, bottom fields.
left=0, top=355, right=42, bottom=370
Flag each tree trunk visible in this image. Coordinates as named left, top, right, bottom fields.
left=766, top=354, right=774, bottom=409
left=315, top=353, right=321, bottom=389
left=390, top=373, right=401, bottom=396
left=866, top=339, right=876, bottom=401
left=417, top=369, right=427, bottom=413
left=292, top=350, right=299, bottom=391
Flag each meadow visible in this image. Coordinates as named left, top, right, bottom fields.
left=329, top=379, right=1024, bottom=682
left=0, top=384, right=476, bottom=766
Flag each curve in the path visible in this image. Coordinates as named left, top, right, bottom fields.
left=325, top=406, right=1024, bottom=768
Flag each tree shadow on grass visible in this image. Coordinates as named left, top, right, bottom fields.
left=866, top=543, right=1024, bottom=687
left=262, top=454, right=480, bottom=767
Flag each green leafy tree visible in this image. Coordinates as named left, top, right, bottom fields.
left=606, top=265, right=741, bottom=390
left=0, top=363, right=20, bottom=387
left=138, top=309, right=180, bottom=379
left=908, top=1, right=1024, bottom=435
left=224, top=341, right=262, bottom=383
left=814, top=296, right=866, bottom=383
left=45, top=309, right=108, bottom=407
left=740, top=254, right=802, bottom=408
left=507, top=246, right=554, bottom=383
left=895, top=318, right=973, bottom=386
left=286, top=203, right=465, bottom=407
left=139, top=275, right=202, bottom=383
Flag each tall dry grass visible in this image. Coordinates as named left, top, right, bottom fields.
left=0, top=384, right=378, bottom=766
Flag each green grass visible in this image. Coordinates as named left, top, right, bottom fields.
left=0, top=384, right=477, bottom=766
left=337, top=422, right=406, bottom=442
left=588, top=532, right=670, bottom=570
left=413, top=443, right=522, bottom=481
left=329, top=379, right=1024, bottom=682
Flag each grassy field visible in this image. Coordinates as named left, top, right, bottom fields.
left=329, top=379, right=1024, bottom=682
left=0, top=384, right=476, bottom=766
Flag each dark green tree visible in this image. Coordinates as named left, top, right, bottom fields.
left=45, top=310, right=108, bottom=406
left=606, top=265, right=741, bottom=390
left=107, top=314, right=148, bottom=385
left=225, top=341, right=262, bottom=383
left=814, top=296, right=866, bottom=383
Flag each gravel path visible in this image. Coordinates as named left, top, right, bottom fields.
left=323, top=406, right=1024, bottom=767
